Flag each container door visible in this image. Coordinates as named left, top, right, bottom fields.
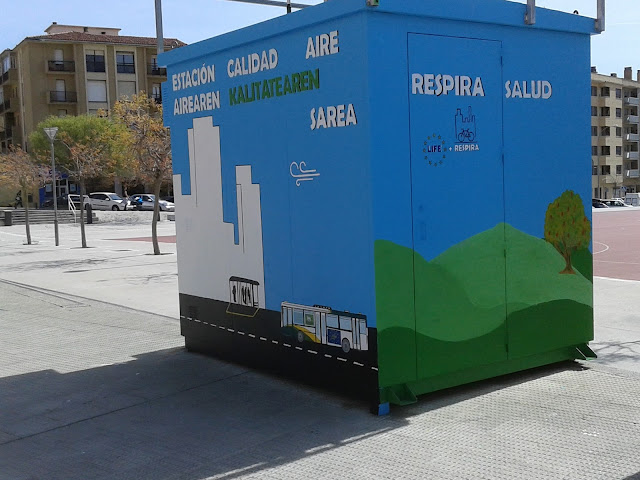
left=408, top=34, right=507, bottom=379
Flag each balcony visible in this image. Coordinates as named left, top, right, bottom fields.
left=0, top=98, right=10, bottom=114
left=49, top=91, right=77, bottom=103
left=147, top=64, right=167, bottom=76
left=47, top=60, right=75, bottom=73
left=624, top=97, right=640, bottom=106
left=625, top=152, right=639, bottom=161
left=626, top=133, right=640, bottom=142
left=626, top=169, right=640, bottom=178
left=626, top=115, right=640, bottom=124
left=0, top=67, right=17, bottom=85
left=0, top=126, right=13, bottom=140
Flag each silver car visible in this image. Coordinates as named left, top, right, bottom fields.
left=88, top=192, right=127, bottom=211
left=127, top=194, right=175, bottom=212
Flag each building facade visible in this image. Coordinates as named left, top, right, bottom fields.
left=0, top=23, right=184, bottom=205
left=591, top=67, right=640, bottom=199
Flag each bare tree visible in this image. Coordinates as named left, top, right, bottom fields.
left=0, top=145, right=48, bottom=245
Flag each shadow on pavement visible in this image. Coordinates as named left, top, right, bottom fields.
left=0, top=347, right=399, bottom=480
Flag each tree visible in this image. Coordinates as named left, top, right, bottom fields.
left=30, top=115, right=128, bottom=248
left=112, top=93, right=172, bottom=255
left=544, top=190, right=591, bottom=274
left=0, top=145, right=48, bottom=245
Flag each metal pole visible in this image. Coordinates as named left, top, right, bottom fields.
left=596, top=0, right=605, bottom=33
left=525, top=0, right=535, bottom=25
left=50, top=138, right=59, bottom=246
left=155, top=0, right=165, bottom=56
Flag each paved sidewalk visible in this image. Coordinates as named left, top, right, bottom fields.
left=1, top=220, right=640, bottom=479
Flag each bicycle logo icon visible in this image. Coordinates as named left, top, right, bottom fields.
left=455, top=107, right=477, bottom=144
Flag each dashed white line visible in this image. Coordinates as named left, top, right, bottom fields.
left=260, top=337, right=267, bottom=341
left=237, top=331, right=245, bottom=335
left=218, top=326, right=225, bottom=330
left=324, top=354, right=332, bottom=358
left=227, top=328, right=235, bottom=332
left=295, top=346, right=303, bottom=351
left=283, top=343, right=291, bottom=348
left=337, top=357, right=347, bottom=362
left=308, top=350, right=318, bottom=355
left=353, top=362, right=364, bottom=367
left=248, top=334, right=256, bottom=338
left=371, top=367, right=378, bottom=371
left=194, top=319, right=201, bottom=323
left=272, top=340, right=279, bottom=344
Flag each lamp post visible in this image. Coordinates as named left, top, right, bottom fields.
left=43, top=127, right=59, bottom=246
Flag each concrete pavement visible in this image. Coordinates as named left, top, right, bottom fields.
left=1, top=215, right=640, bottom=479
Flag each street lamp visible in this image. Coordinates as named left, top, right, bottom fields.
left=43, top=127, right=59, bottom=246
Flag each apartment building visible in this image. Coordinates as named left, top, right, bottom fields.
left=591, top=66, right=640, bottom=199
left=0, top=23, right=184, bottom=205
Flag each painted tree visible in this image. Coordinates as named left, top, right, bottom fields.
left=0, top=145, right=48, bottom=245
left=112, top=93, right=172, bottom=255
left=30, top=115, right=128, bottom=248
left=544, top=190, right=591, bottom=274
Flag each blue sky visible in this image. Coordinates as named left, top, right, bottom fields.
left=2, top=0, right=638, bottom=76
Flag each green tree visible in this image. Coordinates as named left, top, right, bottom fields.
left=544, top=190, right=591, bottom=274
left=30, top=115, right=128, bottom=248
left=112, top=93, right=172, bottom=255
left=0, top=145, right=48, bottom=245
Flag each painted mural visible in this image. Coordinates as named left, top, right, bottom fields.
left=162, top=0, right=596, bottom=410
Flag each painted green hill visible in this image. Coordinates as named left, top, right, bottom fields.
left=375, top=223, right=592, bottom=344
left=432, top=223, right=592, bottom=317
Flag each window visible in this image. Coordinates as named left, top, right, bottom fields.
left=592, top=146, right=598, bottom=156
left=117, top=80, right=136, bottom=99
left=591, top=126, right=598, bottom=136
left=601, top=107, right=610, bottom=116
left=591, top=106, right=598, bottom=116
left=601, top=146, right=611, bottom=156
left=592, top=166, right=598, bottom=175
left=617, top=146, right=622, bottom=156
left=616, top=127, right=622, bottom=137
left=591, top=86, right=598, bottom=96
left=152, top=83, right=161, bottom=103
left=339, top=316, right=352, bottom=331
left=616, top=88, right=622, bottom=99
left=86, top=50, right=105, bottom=73
left=616, top=108, right=622, bottom=118
left=617, top=165, right=622, bottom=174
left=601, top=165, right=611, bottom=175
left=87, top=80, right=107, bottom=102
left=601, top=87, right=610, bottom=97
left=116, top=52, right=135, bottom=74
left=326, top=314, right=338, bottom=329
left=601, top=126, right=610, bottom=136
left=293, top=309, right=303, bottom=326
left=57, top=109, right=67, bottom=117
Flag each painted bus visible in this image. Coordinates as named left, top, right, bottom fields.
left=281, top=302, right=368, bottom=353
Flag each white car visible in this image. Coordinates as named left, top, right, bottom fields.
left=88, top=192, right=127, bottom=211
left=128, top=194, right=175, bottom=212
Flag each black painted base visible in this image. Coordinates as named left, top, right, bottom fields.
left=180, top=293, right=379, bottom=406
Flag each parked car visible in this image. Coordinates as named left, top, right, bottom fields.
left=601, top=199, right=630, bottom=208
left=161, top=196, right=174, bottom=203
left=42, top=194, right=88, bottom=209
left=592, top=198, right=609, bottom=208
left=127, top=194, right=175, bottom=211
left=88, top=192, right=127, bottom=211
